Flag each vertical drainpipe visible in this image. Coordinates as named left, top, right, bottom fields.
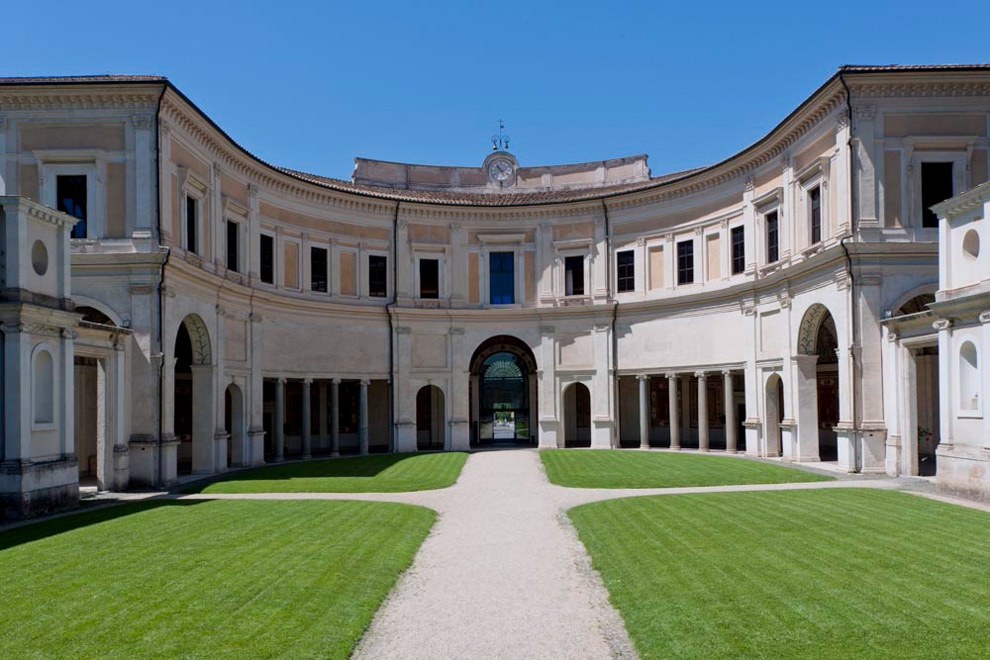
left=386, top=201, right=400, bottom=452
left=839, top=72, right=860, bottom=471
left=601, top=198, right=618, bottom=448
left=154, top=83, right=169, bottom=488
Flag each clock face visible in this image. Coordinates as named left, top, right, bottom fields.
left=489, top=159, right=514, bottom=182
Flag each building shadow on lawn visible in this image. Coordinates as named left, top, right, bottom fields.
left=0, top=500, right=206, bottom=553
left=179, top=452, right=456, bottom=493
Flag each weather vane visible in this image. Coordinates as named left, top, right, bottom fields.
left=491, top=119, right=510, bottom=152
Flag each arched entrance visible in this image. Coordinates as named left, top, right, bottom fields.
left=174, top=314, right=214, bottom=475
left=470, top=336, right=537, bottom=446
left=796, top=304, right=840, bottom=462
left=765, top=373, right=784, bottom=456
left=416, top=385, right=445, bottom=450
left=563, top=382, right=592, bottom=448
left=225, top=383, right=245, bottom=468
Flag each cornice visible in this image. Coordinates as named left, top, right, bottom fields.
left=161, top=94, right=398, bottom=219
left=847, top=79, right=990, bottom=99
left=0, top=87, right=161, bottom=111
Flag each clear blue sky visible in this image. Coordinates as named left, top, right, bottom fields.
left=4, top=1, right=988, bottom=180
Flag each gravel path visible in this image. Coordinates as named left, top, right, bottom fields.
left=172, top=450, right=931, bottom=659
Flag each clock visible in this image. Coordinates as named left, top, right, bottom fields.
left=488, top=158, right=514, bottom=182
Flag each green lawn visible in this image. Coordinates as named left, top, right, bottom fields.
left=185, top=451, right=468, bottom=494
left=0, top=499, right=434, bottom=660
left=569, top=489, right=990, bottom=660
left=540, top=449, right=833, bottom=488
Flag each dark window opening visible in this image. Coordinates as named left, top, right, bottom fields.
left=185, top=195, right=198, bottom=254
left=731, top=226, right=745, bottom=275
left=57, top=175, right=87, bottom=239
left=420, top=258, right=439, bottom=299
left=766, top=211, right=779, bottom=264
left=260, top=234, right=274, bottom=284
left=617, top=250, right=635, bottom=292
left=921, top=162, right=953, bottom=229
left=677, top=240, right=694, bottom=285
left=489, top=251, right=514, bottom=304
left=369, top=255, right=387, bottom=297
left=311, top=247, right=328, bottom=292
left=226, top=220, right=239, bottom=273
left=809, top=186, right=821, bottom=245
left=565, top=255, right=585, bottom=296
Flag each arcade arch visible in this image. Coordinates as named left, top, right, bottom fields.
left=469, top=336, right=537, bottom=446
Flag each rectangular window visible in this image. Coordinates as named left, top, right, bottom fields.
left=489, top=251, right=515, bottom=304
left=809, top=186, right=821, bottom=245
left=921, top=162, right=953, bottom=228
left=57, top=175, right=87, bottom=239
left=368, top=255, right=387, bottom=297
left=185, top=195, right=198, bottom=254
left=731, top=226, right=745, bottom=275
left=565, top=255, right=585, bottom=296
left=311, top=246, right=328, bottom=292
left=260, top=234, right=275, bottom=284
left=419, top=258, right=439, bottom=299
left=677, top=240, right=694, bottom=285
left=617, top=250, right=635, bottom=293
left=766, top=211, right=779, bottom=264
left=226, top=220, right=239, bottom=273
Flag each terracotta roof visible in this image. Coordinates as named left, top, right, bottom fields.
left=277, top=166, right=705, bottom=206
left=0, top=74, right=166, bottom=84
left=838, top=64, right=990, bottom=72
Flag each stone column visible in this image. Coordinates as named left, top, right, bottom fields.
left=638, top=375, right=650, bottom=449
left=724, top=370, right=738, bottom=453
left=274, top=377, right=285, bottom=462
left=330, top=378, right=340, bottom=457
left=359, top=379, right=370, bottom=455
left=301, top=379, right=312, bottom=459
left=667, top=372, right=680, bottom=449
left=318, top=381, right=328, bottom=454
left=697, top=372, right=709, bottom=451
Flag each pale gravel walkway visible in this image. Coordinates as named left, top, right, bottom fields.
left=172, top=450, right=942, bottom=659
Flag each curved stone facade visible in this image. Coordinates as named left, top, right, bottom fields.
left=1, top=65, right=988, bottom=510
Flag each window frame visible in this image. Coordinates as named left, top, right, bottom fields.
left=183, top=191, right=204, bottom=256
left=488, top=250, right=516, bottom=305
left=616, top=249, right=635, bottom=293
left=911, top=150, right=967, bottom=232
left=730, top=225, right=746, bottom=275
left=281, top=236, right=302, bottom=291
left=310, top=244, right=329, bottom=293
left=564, top=254, right=586, bottom=297
left=225, top=217, right=242, bottom=274
left=808, top=185, right=822, bottom=246
left=41, top=161, right=103, bottom=240
left=676, top=238, right=695, bottom=285
left=418, top=256, right=441, bottom=299
left=367, top=252, right=388, bottom=298
left=259, top=231, right=276, bottom=285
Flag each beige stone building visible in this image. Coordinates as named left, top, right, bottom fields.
left=1, top=64, right=989, bottom=516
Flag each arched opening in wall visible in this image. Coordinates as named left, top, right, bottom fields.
left=416, top=386, right=445, bottom=451
left=174, top=314, right=213, bottom=476
left=797, top=304, right=840, bottom=462
left=959, top=341, right=980, bottom=412
left=74, top=307, right=119, bottom=492
left=563, top=382, right=592, bottom=448
left=33, top=348, right=55, bottom=425
left=225, top=384, right=245, bottom=469
left=469, top=336, right=537, bottom=446
left=765, top=374, right=784, bottom=456
left=896, top=294, right=936, bottom=316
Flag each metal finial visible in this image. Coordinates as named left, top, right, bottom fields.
left=491, top=119, right=510, bottom=152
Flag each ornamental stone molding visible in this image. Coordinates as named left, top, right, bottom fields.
left=932, top=318, right=952, bottom=331
left=979, top=311, right=990, bottom=324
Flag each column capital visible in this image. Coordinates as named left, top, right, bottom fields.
left=637, top=374, right=650, bottom=381
left=665, top=371, right=678, bottom=380
left=695, top=371, right=707, bottom=380
left=277, top=376, right=286, bottom=384
left=331, top=378, right=341, bottom=385
left=722, top=369, right=733, bottom=377
left=302, top=378, right=313, bottom=386
left=359, top=378, right=371, bottom=386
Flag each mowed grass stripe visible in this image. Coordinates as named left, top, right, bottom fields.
left=569, top=489, right=990, bottom=660
left=541, top=449, right=832, bottom=488
left=185, top=451, right=468, bottom=493
left=0, top=499, right=435, bottom=660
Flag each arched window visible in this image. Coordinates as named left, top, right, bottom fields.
left=959, top=341, right=980, bottom=412
left=33, top=348, right=55, bottom=425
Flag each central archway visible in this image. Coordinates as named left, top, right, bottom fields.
left=469, top=336, right=537, bottom=446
